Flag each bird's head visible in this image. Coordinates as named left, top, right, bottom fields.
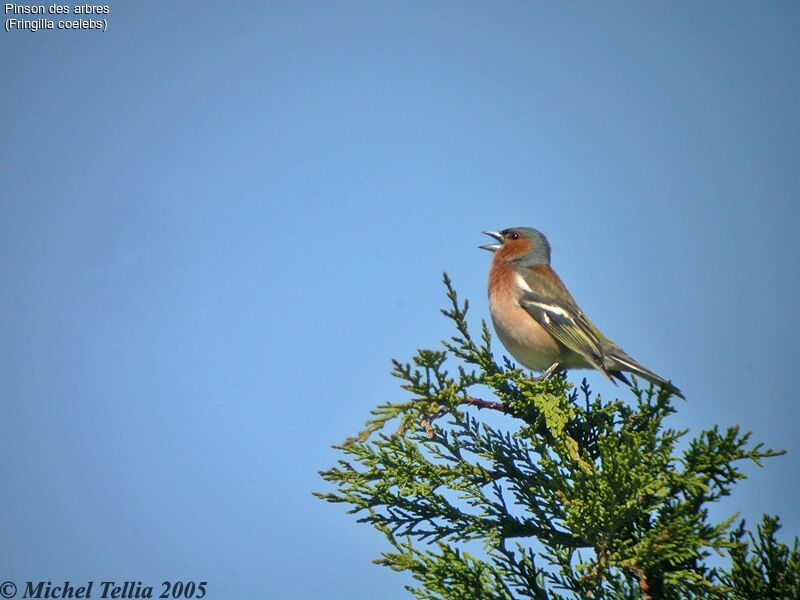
left=480, top=227, right=551, bottom=266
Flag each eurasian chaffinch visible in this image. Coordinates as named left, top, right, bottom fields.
left=481, top=227, right=684, bottom=399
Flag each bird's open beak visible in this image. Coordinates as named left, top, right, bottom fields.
left=480, top=231, right=503, bottom=252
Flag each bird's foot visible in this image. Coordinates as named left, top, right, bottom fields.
left=538, top=362, right=560, bottom=381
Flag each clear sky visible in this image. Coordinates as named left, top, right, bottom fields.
left=2, top=2, right=799, bottom=598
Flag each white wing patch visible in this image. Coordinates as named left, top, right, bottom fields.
left=514, top=272, right=533, bottom=293
left=522, top=297, right=571, bottom=319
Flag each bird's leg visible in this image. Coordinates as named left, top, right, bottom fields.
left=538, top=362, right=560, bottom=381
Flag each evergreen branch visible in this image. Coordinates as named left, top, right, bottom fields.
left=316, top=275, right=797, bottom=599
left=465, top=396, right=510, bottom=413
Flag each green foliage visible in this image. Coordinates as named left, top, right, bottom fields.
left=722, top=516, right=800, bottom=599
left=316, top=274, right=799, bottom=599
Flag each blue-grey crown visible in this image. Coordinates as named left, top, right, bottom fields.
left=503, top=227, right=551, bottom=265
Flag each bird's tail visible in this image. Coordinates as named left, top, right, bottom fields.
left=606, top=351, right=685, bottom=400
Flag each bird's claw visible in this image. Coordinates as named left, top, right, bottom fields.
left=538, top=362, right=560, bottom=381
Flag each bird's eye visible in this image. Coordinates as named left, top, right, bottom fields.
left=508, top=232, right=520, bottom=241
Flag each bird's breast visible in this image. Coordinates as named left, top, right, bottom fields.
left=487, top=275, right=563, bottom=371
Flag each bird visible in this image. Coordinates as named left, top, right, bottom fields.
left=480, top=227, right=684, bottom=399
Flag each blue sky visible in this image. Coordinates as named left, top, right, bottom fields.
left=1, top=2, right=799, bottom=598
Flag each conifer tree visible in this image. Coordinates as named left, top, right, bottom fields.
left=317, top=275, right=799, bottom=599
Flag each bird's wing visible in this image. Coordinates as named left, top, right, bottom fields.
left=516, top=266, right=613, bottom=380
left=604, top=348, right=686, bottom=399
left=516, top=265, right=685, bottom=398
